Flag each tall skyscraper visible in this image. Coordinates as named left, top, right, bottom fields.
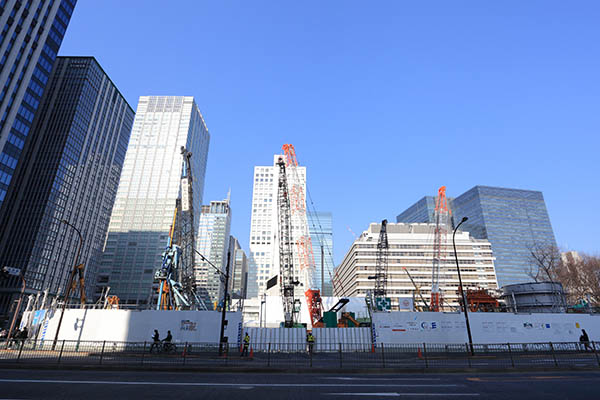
left=247, top=155, right=307, bottom=298
left=0, top=56, right=133, bottom=318
left=230, top=237, right=248, bottom=299
left=0, top=0, right=76, bottom=211
left=397, top=186, right=557, bottom=287
left=195, top=197, right=231, bottom=309
left=99, top=96, right=210, bottom=306
left=308, top=211, right=334, bottom=296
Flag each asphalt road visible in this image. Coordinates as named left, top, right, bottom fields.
left=0, top=369, right=599, bottom=399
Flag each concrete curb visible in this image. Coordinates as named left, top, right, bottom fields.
left=0, top=363, right=598, bottom=374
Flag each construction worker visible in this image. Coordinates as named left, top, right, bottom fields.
left=307, top=331, right=315, bottom=354
left=241, top=332, right=250, bottom=357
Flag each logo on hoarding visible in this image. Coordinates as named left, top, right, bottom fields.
left=180, top=320, right=197, bottom=331
left=421, top=322, right=437, bottom=331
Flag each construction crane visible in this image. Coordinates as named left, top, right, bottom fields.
left=281, top=144, right=323, bottom=328
left=276, top=155, right=300, bottom=327
left=154, top=148, right=204, bottom=310
left=431, top=186, right=451, bottom=312
left=374, top=219, right=389, bottom=299
left=402, top=267, right=429, bottom=311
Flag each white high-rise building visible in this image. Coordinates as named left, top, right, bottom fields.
left=99, top=96, right=210, bottom=306
left=334, top=222, right=499, bottom=310
left=247, top=155, right=307, bottom=298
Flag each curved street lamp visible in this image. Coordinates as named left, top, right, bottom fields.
left=52, top=219, right=83, bottom=349
left=453, top=216, right=474, bottom=355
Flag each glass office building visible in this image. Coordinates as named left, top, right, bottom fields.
left=396, top=196, right=436, bottom=224
left=0, top=57, right=133, bottom=317
left=308, top=211, right=334, bottom=296
left=397, top=185, right=557, bottom=287
left=451, top=186, right=557, bottom=287
left=195, top=198, right=231, bottom=309
left=99, top=96, right=210, bottom=306
left=0, top=0, right=76, bottom=209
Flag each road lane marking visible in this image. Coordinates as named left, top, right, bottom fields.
left=320, top=377, right=442, bottom=381
left=326, top=393, right=479, bottom=397
left=0, top=379, right=459, bottom=388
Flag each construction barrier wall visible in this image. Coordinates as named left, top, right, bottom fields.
left=372, top=311, right=600, bottom=344
left=312, top=327, right=372, bottom=351
left=23, top=309, right=242, bottom=344
left=244, top=327, right=306, bottom=351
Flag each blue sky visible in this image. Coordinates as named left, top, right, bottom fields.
left=60, top=1, right=600, bottom=268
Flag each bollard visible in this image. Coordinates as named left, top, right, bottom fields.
left=140, top=341, right=146, bottom=365
left=381, top=343, right=385, bottom=368
left=17, top=340, right=24, bottom=362
left=423, top=343, right=428, bottom=368
left=549, top=342, right=558, bottom=367
left=339, top=343, right=343, bottom=368
left=267, top=343, right=271, bottom=367
left=183, top=342, right=188, bottom=365
left=465, top=343, right=471, bottom=368
left=507, top=343, right=514, bottom=368
left=99, top=341, right=106, bottom=365
left=592, top=341, right=600, bottom=368
left=58, top=340, right=65, bottom=364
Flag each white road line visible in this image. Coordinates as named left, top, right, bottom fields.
left=326, top=393, right=480, bottom=397
left=0, top=379, right=459, bottom=388
left=320, top=377, right=443, bottom=381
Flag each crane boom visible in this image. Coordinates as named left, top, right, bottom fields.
left=402, top=267, right=429, bottom=310
left=276, top=156, right=299, bottom=327
left=282, top=144, right=323, bottom=328
left=431, top=186, right=451, bottom=312
left=374, top=219, right=389, bottom=298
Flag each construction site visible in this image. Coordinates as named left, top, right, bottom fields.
left=8, top=144, right=600, bottom=351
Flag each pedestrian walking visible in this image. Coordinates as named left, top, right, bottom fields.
left=307, top=331, right=315, bottom=354
left=241, top=332, right=250, bottom=357
left=580, top=329, right=592, bottom=351
left=149, top=329, right=160, bottom=353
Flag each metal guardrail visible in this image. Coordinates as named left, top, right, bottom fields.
left=0, top=340, right=599, bottom=370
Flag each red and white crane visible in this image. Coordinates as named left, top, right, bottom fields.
left=280, top=144, right=323, bottom=328
left=431, top=186, right=451, bottom=312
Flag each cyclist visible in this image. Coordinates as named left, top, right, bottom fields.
left=162, top=330, right=174, bottom=352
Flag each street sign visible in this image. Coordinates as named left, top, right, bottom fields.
left=2, top=266, right=21, bottom=276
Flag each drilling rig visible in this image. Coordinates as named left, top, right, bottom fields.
left=279, top=144, right=323, bottom=328
left=431, top=186, right=451, bottom=312
left=373, top=219, right=389, bottom=311
left=154, top=147, right=204, bottom=310
left=276, top=155, right=300, bottom=326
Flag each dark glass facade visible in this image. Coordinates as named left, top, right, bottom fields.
left=396, top=196, right=436, bottom=224
left=0, top=57, right=134, bottom=319
left=0, top=0, right=76, bottom=208
left=397, top=185, right=558, bottom=287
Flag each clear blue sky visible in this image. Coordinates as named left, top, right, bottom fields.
left=60, top=1, right=600, bottom=267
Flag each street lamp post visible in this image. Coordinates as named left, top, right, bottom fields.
left=453, top=216, right=474, bottom=354
left=194, top=248, right=230, bottom=355
left=52, top=219, right=83, bottom=349
left=4, top=268, right=25, bottom=349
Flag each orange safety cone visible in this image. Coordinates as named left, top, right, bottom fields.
left=417, top=347, right=423, bottom=359
left=249, top=346, right=254, bottom=358
left=371, top=343, right=375, bottom=353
